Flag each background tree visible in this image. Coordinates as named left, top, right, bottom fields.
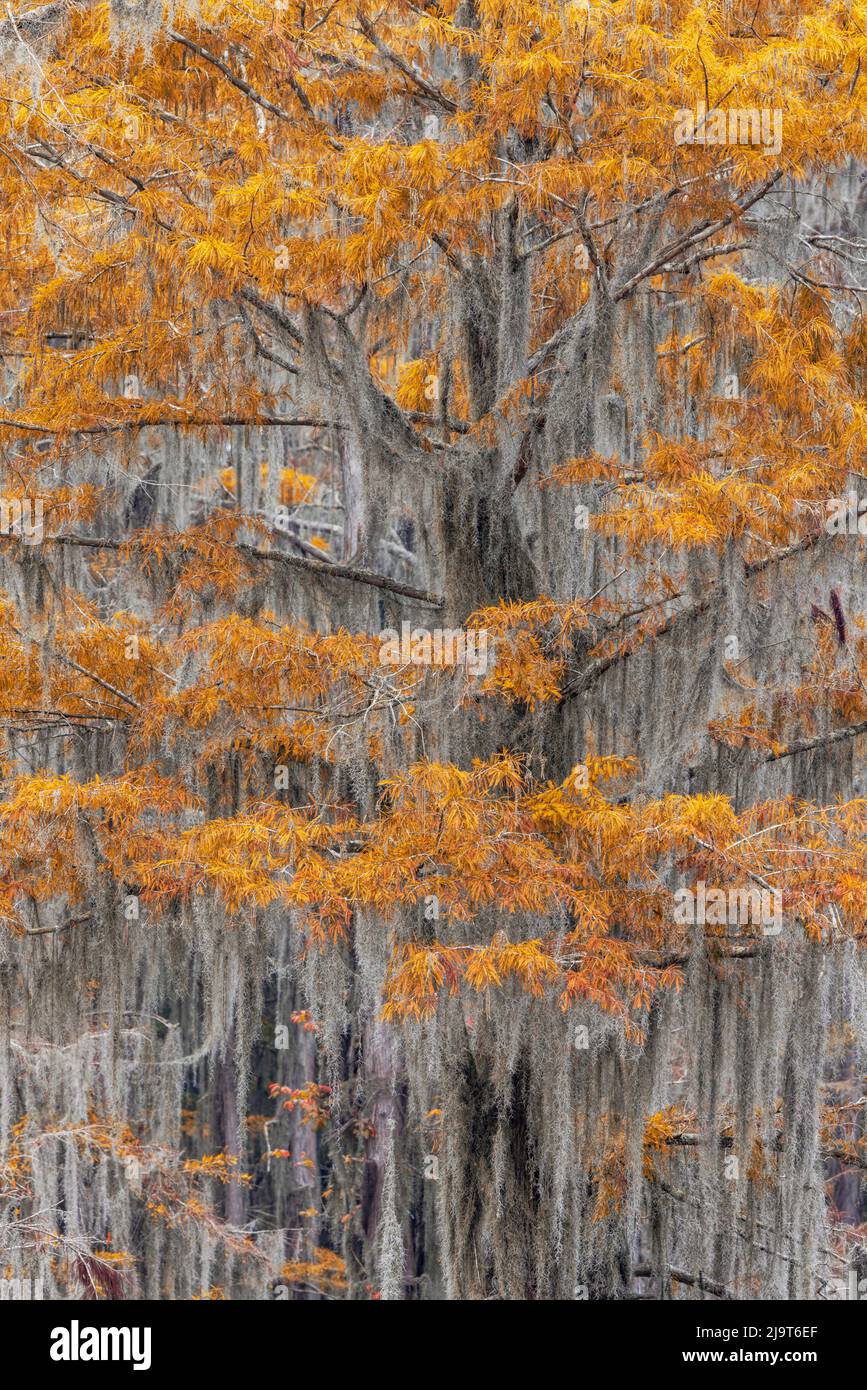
left=0, top=0, right=865, bottom=1300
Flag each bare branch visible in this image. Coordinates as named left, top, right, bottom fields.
left=30, top=533, right=446, bottom=608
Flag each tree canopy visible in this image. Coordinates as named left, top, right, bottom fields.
left=0, top=0, right=865, bottom=1301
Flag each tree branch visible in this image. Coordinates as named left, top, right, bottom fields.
left=0, top=414, right=337, bottom=435
left=20, top=913, right=93, bottom=938
left=632, top=1262, right=731, bottom=1299
left=612, top=171, right=785, bottom=302
left=356, top=12, right=458, bottom=113
left=169, top=30, right=295, bottom=124
left=36, top=534, right=446, bottom=608
left=764, top=720, right=867, bottom=764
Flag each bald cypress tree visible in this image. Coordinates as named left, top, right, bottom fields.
left=0, top=0, right=865, bottom=1301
